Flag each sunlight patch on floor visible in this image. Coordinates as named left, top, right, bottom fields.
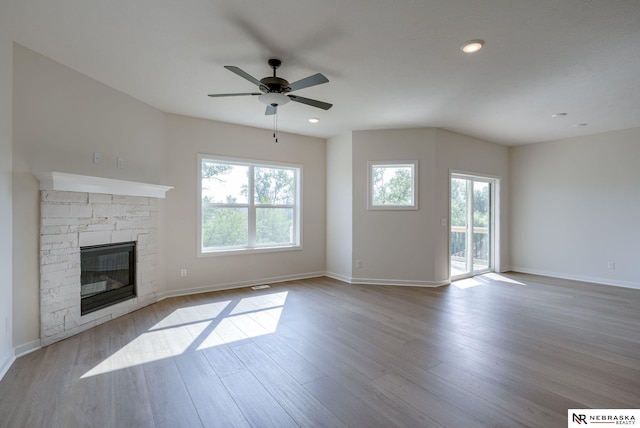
left=453, top=273, right=526, bottom=289
left=482, top=272, right=525, bottom=285
left=81, top=291, right=288, bottom=378
left=81, top=320, right=211, bottom=378
left=150, top=300, right=232, bottom=331
left=452, top=277, right=485, bottom=289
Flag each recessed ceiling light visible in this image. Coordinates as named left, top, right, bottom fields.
left=461, top=40, right=484, bottom=53
left=552, top=113, right=568, bottom=118
left=573, top=123, right=588, bottom=128
left=308, top=118, right=319, bottom=123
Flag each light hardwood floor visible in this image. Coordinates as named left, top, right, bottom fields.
left=1, top=273, right=639, bottom=427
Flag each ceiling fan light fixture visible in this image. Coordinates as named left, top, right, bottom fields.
left=258, top=93, right=290, bottom=107
left=461, top=39, right=484, bottom=53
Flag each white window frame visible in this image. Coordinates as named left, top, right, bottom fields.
left=198, top=154, right=302, bottom=256
left=368, top=160, right=418, bottom=210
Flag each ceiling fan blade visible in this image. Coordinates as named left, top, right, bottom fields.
left=224, top=66, right=265, bottom=88
left=288, top=95, right=333, bottom=110
left=265, top=105, right=277, bottom=115
left=287, top=73, right=329, bottom=92
left=207, top=92, right=261, bottom=97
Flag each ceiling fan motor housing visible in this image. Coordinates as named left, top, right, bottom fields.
left=260, top=76, right=290, bottom=93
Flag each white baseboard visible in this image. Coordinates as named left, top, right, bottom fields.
left=509, top=266, right=640, bottom=290
left=325, top=271, right=449, bottom=287
left=350, top=277, right=448, bottom=287
left=0, top=340, right=42, bottom=382
left=324, top=271, right=352, bottom=283
left=14, top=339, right=41, bottom=357
left=0, top=349, right=15, bottom=381
left=157, top=271, right=327, bottom=300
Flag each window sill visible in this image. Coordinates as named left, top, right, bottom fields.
left=198, top=245, right=302, bottom=258
left=368, top=205, right=418, bottom=211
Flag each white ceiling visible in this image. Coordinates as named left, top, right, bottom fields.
left=2, top=0, right=639, bottom=145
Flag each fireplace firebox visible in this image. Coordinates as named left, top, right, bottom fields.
left=81, top=241, right=136, bottom=315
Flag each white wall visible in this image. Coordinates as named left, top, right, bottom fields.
left=352, top=128, right=439, bottom=285
left=434, top=129, right=510, bottom=277
left=510, top=128, right=640, bottom=288
left=350, top=128, right=510, bottom=285
left=326, top=132, right=353, bottom=281
left=0, top=26, right=14, bottom=377
left=162, top=114, right=326, bottom=296
left=12, top=44, right=166, bottom=348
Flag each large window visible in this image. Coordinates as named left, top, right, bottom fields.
left=368, top=160, right=418, bottom=210
left=199, top=155, right=301, bottom=255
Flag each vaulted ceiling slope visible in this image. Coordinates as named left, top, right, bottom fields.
left=2, top=0, right=639, bottom=145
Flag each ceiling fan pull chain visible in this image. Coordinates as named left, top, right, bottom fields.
left=273, top=109, right=278, bottom=143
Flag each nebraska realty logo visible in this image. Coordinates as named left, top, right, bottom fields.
left=569, top=409, right=639, bottom=426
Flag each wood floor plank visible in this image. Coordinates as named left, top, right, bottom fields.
left=230, top=341, right=347, bottom=427
left=143, top=358, right=204, bottom=428
left=271, top=323, right=445, bottom=427
left=174, top=352, right=251, bottom=428
left=250, top=334, right=326, bottom=385
left=220, top=370, right=299, bottom=428
left=200, top=342, right=249, bottom=378
left=303, top=376, right=401, bottom=428
left=373, top=371, right=485, bottom=427
left=277, top=320, right=389, bottom=381
left=16, top=335, right=83, bottom=427
left=429, top=361, right=573, bottom=427
left=0, top=348, right=46, bottom=427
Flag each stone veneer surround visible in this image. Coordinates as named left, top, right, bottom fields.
left=39, top=190, right=160, bottom=346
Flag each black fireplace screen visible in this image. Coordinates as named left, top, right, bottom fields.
left=80, top=241, right=136, bottom=315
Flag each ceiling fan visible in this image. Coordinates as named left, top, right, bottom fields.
left=208, top=58, right=333, bottom=115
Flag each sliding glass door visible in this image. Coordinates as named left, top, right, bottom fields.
left=450, top=174, right=495, bottom=279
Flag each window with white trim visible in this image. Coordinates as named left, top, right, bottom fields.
left=199, top=155, right=301, bottom=254
left=368, top=160, right=418, bottom=210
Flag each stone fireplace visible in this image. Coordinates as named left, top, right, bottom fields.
left=37, top=172, right=172, bottom=346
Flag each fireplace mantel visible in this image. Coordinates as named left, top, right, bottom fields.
left=35, top=171, right=172, bottom=198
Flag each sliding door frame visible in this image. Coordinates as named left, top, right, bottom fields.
left=449, top=170, right=501, bottom=281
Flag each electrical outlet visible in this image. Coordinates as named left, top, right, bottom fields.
left=117, top=157, right=125, bottom=169
left=93, top=152, right=102, bottom=164
left=180, top=269, right=187, bottom=277
left=607, top=262, right=615, bottom=270
left=356, top=260, right=362, bottom=269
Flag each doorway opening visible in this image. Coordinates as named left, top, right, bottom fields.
left=450, top=173, right=499, bottom=280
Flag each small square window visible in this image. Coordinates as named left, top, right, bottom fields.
left=368, top=161, right=418, bottom=210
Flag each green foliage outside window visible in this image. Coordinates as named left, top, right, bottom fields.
left=201, top=159, right=298, bottom=251
left=450, top=178, right=490, bottom=259
left=372, top=165, right=413, bottom=206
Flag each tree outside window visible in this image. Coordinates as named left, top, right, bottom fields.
left=368, top=161, right=418, bottom=210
